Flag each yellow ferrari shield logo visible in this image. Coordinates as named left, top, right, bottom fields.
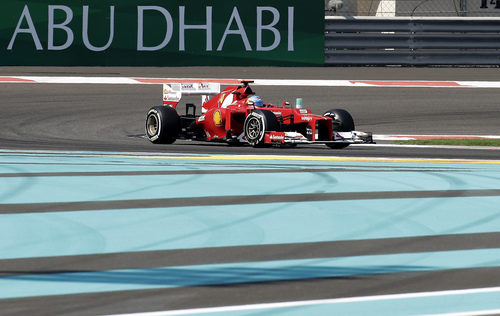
left=213, top=110, right=223, bottom=126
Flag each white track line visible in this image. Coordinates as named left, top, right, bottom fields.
left=371, top=134, right=500, bottom=150
left=354, top=143, right=500, bottom=151
left=104, top=287, right=500, bottom=316
left=420, top=310, right=500, bottom=316
left=3, top=76, right=500, bottom=88
left=375, top=135, right=500, bottom=141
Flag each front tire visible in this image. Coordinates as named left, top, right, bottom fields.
left=324, top=109, right=355, bottom=149
left=145, top=106, right=180, bottom=144
left=244, top=110, right=279, bottom=147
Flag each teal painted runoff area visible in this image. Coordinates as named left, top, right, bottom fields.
left=1, top=150, right=500, bottom=315
left=1, top=151, right=500, bottom=259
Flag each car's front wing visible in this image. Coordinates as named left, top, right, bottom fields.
left=263, top=131, right=374, bottom=145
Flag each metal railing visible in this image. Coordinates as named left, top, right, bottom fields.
left=325, top=17, right=500, bottom=65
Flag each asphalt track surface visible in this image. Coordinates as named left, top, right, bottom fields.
left=1, top=66, right=500, bottom=159
left=0, top=67, right=500, bottom=316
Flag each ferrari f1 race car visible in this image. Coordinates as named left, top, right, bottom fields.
left=145, top=81, right=373, bottom=148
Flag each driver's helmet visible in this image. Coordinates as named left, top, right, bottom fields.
left=247, top=95, right=263, bottom=107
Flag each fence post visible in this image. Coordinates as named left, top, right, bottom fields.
left=460, top=0, right=467, bottom=16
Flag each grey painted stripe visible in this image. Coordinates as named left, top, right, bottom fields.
left=0, top=167, right=467, bottom=178
left=1, top=233, right=499, bottom=277
left=1, top=189, right=499, bottom=214
left=0, top=168, right=331, bottom=177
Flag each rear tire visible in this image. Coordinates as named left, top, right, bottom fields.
left=244, top=110, right=279, bottom=147
left=324, top=109, right=355, bottom=149
left=145, top=106, right=180, bottom=144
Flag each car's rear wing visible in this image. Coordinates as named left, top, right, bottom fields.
left=163, top=83, right=221, bottom=108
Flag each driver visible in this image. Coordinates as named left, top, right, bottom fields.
left=247, top=95, right=263, bottom=107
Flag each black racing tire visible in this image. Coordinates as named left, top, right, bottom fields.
left=145, top=106, right=180, bottom=144
left=323, top=109, right=355, bottom=149
left=243, top=110, right=279, bottom=147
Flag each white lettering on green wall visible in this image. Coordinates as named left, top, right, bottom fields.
left=48, top=5, right=73, bottom=50
left=8, top=5, right=43, bottom=50
left=217, top=7, right=251, bottom=51
left=179, top=6, right=213, bottom=51
left=83, top=6, right=115, bottom=52
left=7, top=5, right=295, bottom=53
left=137, top=6, right=173, bottom=51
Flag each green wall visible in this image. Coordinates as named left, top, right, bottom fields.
left=0, top=0, right=324, bottom=66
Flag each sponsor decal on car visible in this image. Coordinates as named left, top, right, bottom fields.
left=270, top=135, right=285, bottom=140
left=267, top=132, right=286, bottom=143
left=163, top=92, right=180, bottom=102
left=213, top=109, right=223, bottom=126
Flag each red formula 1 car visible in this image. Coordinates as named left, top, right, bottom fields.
left=145, top=81, right=373, bottom=148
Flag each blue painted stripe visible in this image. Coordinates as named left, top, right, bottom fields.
left=1, top=248, right=500, bottom=300
left=1, top=197, right=500, bottom=259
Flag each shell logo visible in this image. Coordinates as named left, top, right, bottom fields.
left=213, top=110, right=223, bottom=126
